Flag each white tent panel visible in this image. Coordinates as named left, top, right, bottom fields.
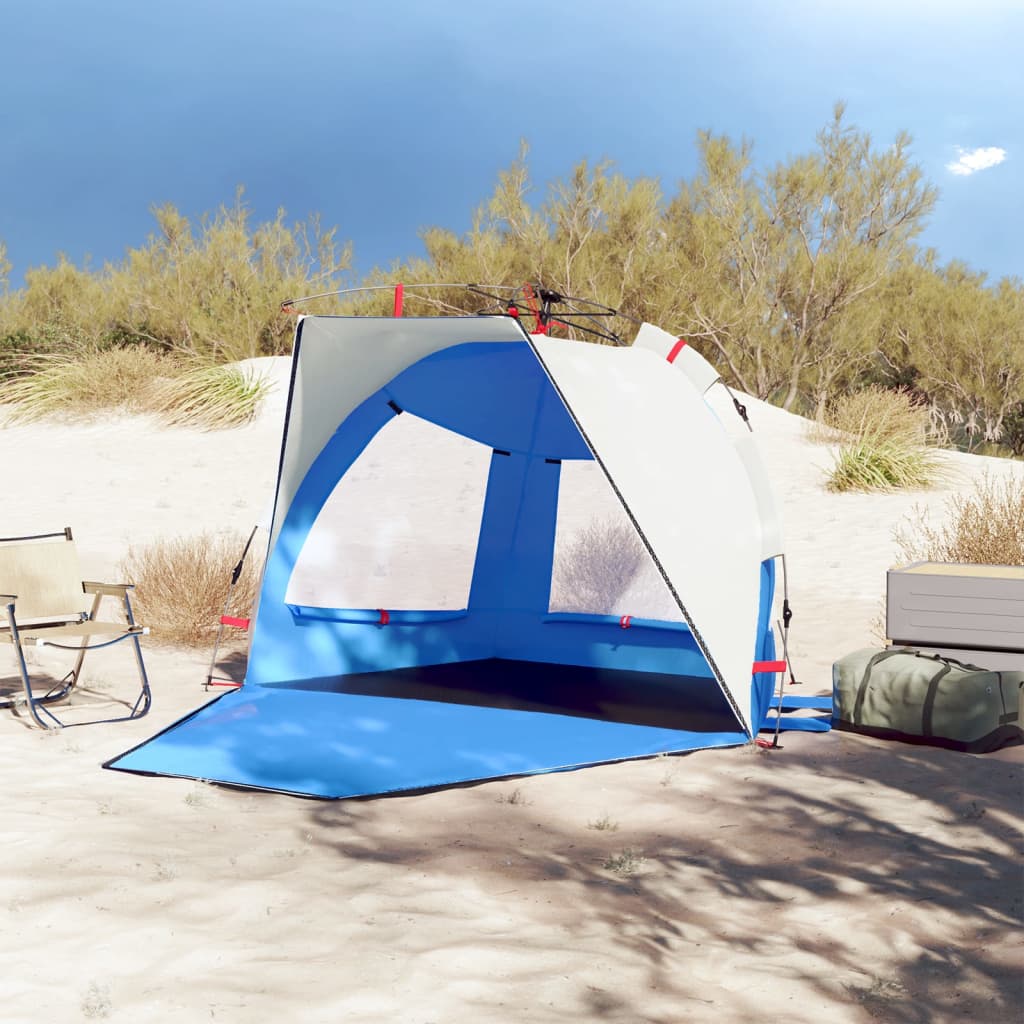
left=632, top=322, right=721, bottom=394
left=530, top=335, right=763, bottom=732
left=634, top=322, right=785, bottom=561
left=273, top=315, right=526, bottom=548
left=733, top=432, right=785, bottom=560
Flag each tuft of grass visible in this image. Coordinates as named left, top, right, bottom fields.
left=81, top=981, right=112, bottom=1019
left=824, top=388, right=943, bottom=493
left=496, top=787, right=530, bottom=806
left=148, top=362, right=270, bottom=429
left=895, top=473, right=1024, bottom=566
left=121, top=530, right=262, bottom=646
left=827, top=439, right=942, bottom=493
left=602, top=849, right=647, bottom=876
left=587, top=814, right=620, bottom=832
left=0, top=346, right=173, bottom=421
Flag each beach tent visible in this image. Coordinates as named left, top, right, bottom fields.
left=109, top=310, right=801, bottom=798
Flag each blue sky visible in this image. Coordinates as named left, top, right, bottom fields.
left=2, top=0, right=1020, bottom=289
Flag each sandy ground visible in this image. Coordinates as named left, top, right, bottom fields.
left=1, top=357, right=1022, bottom=1023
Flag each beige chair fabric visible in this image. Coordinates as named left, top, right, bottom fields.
left=0, top=529, right=151, bottom=728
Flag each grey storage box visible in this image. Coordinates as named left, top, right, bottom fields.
left=886, top=563, right=1024, bottom=672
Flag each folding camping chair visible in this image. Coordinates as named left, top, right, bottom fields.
left=0, top=528, right=152, bottom=728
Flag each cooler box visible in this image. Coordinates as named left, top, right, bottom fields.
left=886, top=562, right=1024, bottom=672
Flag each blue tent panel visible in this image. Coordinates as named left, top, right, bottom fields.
left=107, top=673, right=749, bottom=799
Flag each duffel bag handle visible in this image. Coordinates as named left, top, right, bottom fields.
left=912, top=649, right=986, bottom=673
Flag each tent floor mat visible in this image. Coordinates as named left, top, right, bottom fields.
left=105, top=660, right=750, bottom=799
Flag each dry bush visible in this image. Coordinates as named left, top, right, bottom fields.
left=549, top=519, right=645, bottom=614
left=816, top=386, right=931, bottom=445
left=824, top=387, right=944, bottom=493
left=895, top=473, right=1024, bottom=566
left=121, top=531, right=263, bottom=646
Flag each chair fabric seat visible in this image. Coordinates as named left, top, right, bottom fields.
left=1, top=620, right=143, bottom=643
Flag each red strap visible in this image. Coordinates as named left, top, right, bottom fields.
left=752, top=660, right=788, bottom=674
left=619, top=615, right=632, bottom=629
left=393, top=283, right=404, bottom=318
left=378, top=609, right=390, bottom=626
left=666, top=338, right=687, bottom=363
left=220, top=615, right=250, bottom=629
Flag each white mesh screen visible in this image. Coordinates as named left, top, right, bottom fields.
left=549, top=460, right=683, bottom=621
left=285, top=414, right=491, bottom=611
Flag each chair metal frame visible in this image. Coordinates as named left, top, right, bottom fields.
left=0, top=528, right=152, bottom=728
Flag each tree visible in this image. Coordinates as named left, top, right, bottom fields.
left=879, top=261, right=1024, bottom=450
left=667, top=103, right=937, bottom=412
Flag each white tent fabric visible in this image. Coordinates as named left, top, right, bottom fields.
left=271, top=315, right=526, bottom=549
left=529, top=334, right=765, bottom=732
left=632, top=322, right=721, bottom=394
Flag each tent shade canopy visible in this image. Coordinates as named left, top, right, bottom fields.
left=109, top=310, right=790, bottom=799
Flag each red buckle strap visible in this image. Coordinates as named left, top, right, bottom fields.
left=666, top=338, right=687, bottom=363
left=619, top=615, right=632, bottom=629
left=378, top=609, right=390, bottom=626
left=220, top=615, right=250, bottom=629
left=752, top=660, right=787, bottom=674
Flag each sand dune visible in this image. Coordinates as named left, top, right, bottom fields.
left=1, top=360, right=1021, bottom=1023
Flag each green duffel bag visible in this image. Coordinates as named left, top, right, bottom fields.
left=833, top=647, right=1023, bottom=753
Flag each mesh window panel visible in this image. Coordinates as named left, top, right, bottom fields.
left=285, top=414, right=491, bottom=611
left=549, top=460, right=683, bottom=621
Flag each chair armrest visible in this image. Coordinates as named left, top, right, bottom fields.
left=82, top=581, right=135, bottom=596
left=1, top=593, right=17, bottom=603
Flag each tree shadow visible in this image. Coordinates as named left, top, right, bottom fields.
left=299, top=735, right=1022, bottom=1022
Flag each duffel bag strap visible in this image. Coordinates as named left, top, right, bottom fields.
left=922, top=663, right=954, bottom=738
left=997, top=673, right=1020, bottom=726
left=852, top=649, right=908, bottom=726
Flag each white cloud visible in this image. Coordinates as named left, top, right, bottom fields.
left=946, top=146, right=1007, bottom=176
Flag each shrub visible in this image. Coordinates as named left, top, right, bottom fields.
left=121, top=531, right=263, bottom=647
left=895, top=473, right=1024, bottom=566
left=824, top=387, right=944, bottom=493
left=0, top=194, right=351, bottom=363
left=549, top=518, right=645, bottom=614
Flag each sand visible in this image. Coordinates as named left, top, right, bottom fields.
left=1, top=359, right=1021, bottom=1023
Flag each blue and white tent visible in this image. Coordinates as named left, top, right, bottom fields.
left=110, top=308, right=802, bottom=798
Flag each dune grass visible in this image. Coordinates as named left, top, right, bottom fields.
left=824, top=387, right=944, bottom=493
left=0, top=346, right=174, bottom=421
left=0, top=346, right=269, bottom=428
left=147, top=362, right=270, bottom=429
left=896, top=473, right=1024, bottom=566
left=121, top=531, right=263, bottom=647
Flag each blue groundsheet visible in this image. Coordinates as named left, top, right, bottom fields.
left=106, top=661, right=756, bottom=798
